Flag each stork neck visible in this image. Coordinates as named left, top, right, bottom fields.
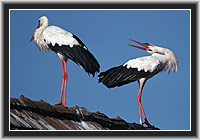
left=152, top=46, right=178, bottom=72
left=154, top=47, right=172, bottom=56
left=34, top=24, right=48, bottom=40
left=38, top=23, right=48, bottom=32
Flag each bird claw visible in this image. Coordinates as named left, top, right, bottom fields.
left=55, top=102, right=62, bottom=105
left=139, top=118, right=153, bottom=128
left=144, top=119, right=153, bottom=128
left=55, top=103, right=68, bottom=108
left=140, top=123, right=147, bottom=127
left=63, top=104, right=68, bottom=108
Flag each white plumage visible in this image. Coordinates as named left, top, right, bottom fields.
left=30, top=16, right=100, bottom=108
left=32, top=16, right=87, bottom=54
left=99, top=39, right=178, bottom=127
left=42, top=26, right=80, bottom=47
left=123, top=56, right=161, bottom=73
left=123, top=48, right=178, bottom=73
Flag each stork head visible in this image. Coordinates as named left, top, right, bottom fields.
left=128, top=38, right=155, bottom=54
left=37, top=16, right=49, bottom=27
left=29, top=16, right=49, bottom=43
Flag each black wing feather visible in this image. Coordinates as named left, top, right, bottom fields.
left=48, top=43, right=100, bottom=77
left=98, top=65, right=152, bottom=88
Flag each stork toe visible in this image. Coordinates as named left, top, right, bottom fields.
left=63, top=104, right=68, bottom=108
left=144, top=118, right=153, bottom=127
left=55, top=102, right=62, bottom=105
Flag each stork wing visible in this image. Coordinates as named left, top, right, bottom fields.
left=98, top=56, right=164, bottom=88
left=42, top=26, right=81, bottom=47
left=43, top=26, right=100, bottom=76
left=123, top=56, right=162, bottom=73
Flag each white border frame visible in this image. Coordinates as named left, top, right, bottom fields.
left=9, top=8, right=191, bottom=132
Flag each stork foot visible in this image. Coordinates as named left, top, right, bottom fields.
left=63, top=104, right=68, bottom=108
left=144, top=118, right=153, bottom=127
left=55, top=102, right=62, bottom=105
left=140, top=123, right=147, bottom=127
left=55, top=103, right=68, bottom=108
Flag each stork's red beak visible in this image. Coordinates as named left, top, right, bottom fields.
left=29, top=24, right=40, bottom=43
left=128, top=39, right=149, bottom=50
left=29, top=36, right=34, bottom=43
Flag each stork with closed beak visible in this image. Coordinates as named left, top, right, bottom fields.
left=30, top=16, right=100, bottom=108
left=98, top=39, right=178, bottom=127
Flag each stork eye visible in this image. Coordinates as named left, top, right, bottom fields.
left=143, top=43, right=150, bottom=45
left=147, top=49, right=152, bottom=51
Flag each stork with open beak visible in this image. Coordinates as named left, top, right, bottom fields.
left=98, top=39, right=178, bottom=127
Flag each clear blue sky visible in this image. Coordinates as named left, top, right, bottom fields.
left=10, top=10, right=190, bottom=130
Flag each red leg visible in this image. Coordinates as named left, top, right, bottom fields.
left=137, top=90, right=151, bottom=127
left=56, top=60, right=65, bottom=105
left=136, top=79, right=152, bottom=127
left=137, top=86, right=145, bottom=125
left=63, top=61, right=68, bottom=108
left=138, top=101, right=143, bottom=125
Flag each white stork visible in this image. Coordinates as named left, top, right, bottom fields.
left=98, top=39, right=178, bottom=127
left=30, top=16, right=100, bottom=108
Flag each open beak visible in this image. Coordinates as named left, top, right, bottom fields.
left=29, top=24, right=40, bottom=43
left=128, top=39, right=149, bottom=50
